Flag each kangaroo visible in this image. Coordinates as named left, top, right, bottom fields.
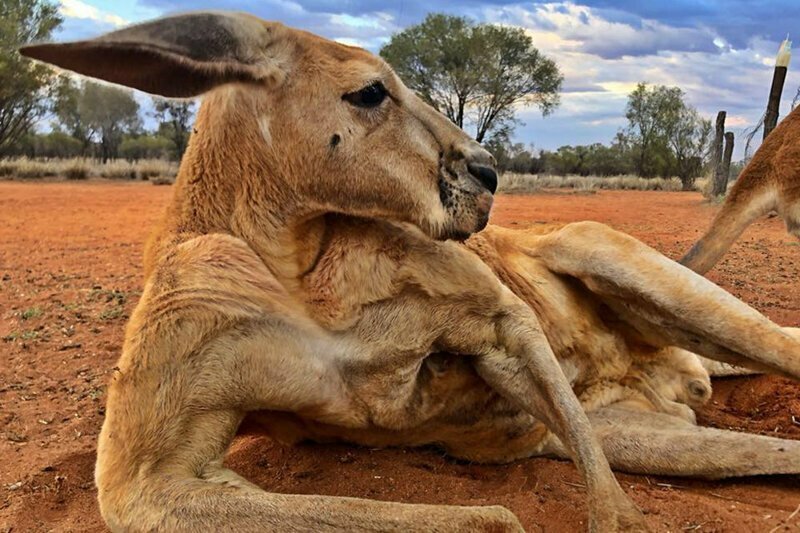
left=682, top=104, right=800, bottom=274
left=21, top=11, right=800, bottom=532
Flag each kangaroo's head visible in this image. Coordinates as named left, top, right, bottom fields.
left=21, top=12, right=497, bottom=242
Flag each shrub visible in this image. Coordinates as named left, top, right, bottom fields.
left=135, top=159, right=176, bottom=181
left=64, top=160, right=90, bottom=180
left=0, top=157, right=179, bottom=180
left=12, top=158, right=58, bottom=179
left=119, top=135, right=174, bottom=161
left=499, top=173, right=692, bottom=193
left=0, top=160, right=18, bottom=177
left=98, top=160, right=137, bottom=179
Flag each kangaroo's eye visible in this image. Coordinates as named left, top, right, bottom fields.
left=343, top=82, right=388, bottom=108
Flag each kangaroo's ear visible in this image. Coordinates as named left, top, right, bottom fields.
left=19, top=11, right=291, bottom=98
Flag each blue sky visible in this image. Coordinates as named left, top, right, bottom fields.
left=54, top=0, right=800, bottom=158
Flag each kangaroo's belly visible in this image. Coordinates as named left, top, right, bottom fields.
left=244, top=351, right=556, bottom=463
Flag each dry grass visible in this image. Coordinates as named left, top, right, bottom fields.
left=696, top=176, right=735, bottom=199
left=1, top=160, right=717, bottom=194
left=136, top=160, right=175, bottom=181
left=63, top=160, right=90, bottom=180
left=499, top=173, right=703, bottom=193
left=695, top=177, right=710, bottom=194
left=0, top=158, right=59, bottom=179
left=0, top=158, right=178, bottom=181
left=96, top=160, right=138, bottom=180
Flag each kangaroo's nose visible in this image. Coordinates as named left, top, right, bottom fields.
left=467, top=162, right=498, bottom=194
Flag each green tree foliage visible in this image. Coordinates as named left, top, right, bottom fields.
left=82, top=81, right=140, bottom=162
left=666, top=106, right=712, bottom=190
left=489, top=133, right=633, bottom=177
left=380, top=14, right=562, bottom=142
left=0, top=0, right=62, bottom=155
left=52, top=75, right=94, bottom=154
left=7, top=131, right=82, bottom=158
left=484, top=139, right=540, bottom=174
left=624, top=82, right=710, bottom=185
left=52, top=79, right=141, bottom=162
left=537, top=140, right=631, bottom=177
left=490, top=84, right=710, bottom=183
left=119, top=134, right=173, bottom=161
left=153, top=99, right=195, bottom=160
left=54, top=79, right=192, bottom=161
left=625, top=83, right=680, bottom=178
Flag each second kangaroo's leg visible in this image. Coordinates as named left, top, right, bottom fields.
left=783, top=189, right=800, bottom=239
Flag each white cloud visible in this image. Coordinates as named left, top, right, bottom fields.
left=475, top=2, right=798, bottom=156
left=334, top=37, right=371, bottom=48
left=331, top=13, right=386, bottom=30
left=59, top=0, right=128, bottom=28
left=51, top=0, right=798, bottom=157
left=483, top=3, right=719, bottom=59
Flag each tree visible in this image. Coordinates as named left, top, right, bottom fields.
left=79, top=81, right=140, bottom=162
left=583, top=141, right=633, bottom=177
left=153, top=99, right=195, bottom=160
left=624, top=83, right=683, bottom=178
left=472, top=24, right=562, bottom=143
left=624, top=83, right=711, bottom=184
left=535, top=141, right=633, bottom=177
left=53, top=75, right=94, bottom=154
left=119, top=133, right=173, bottom=161
left=0, top=0, right=62, bottom=155
left=52, top=79, right=141, bottom=161
left=381, top=14, right=562, bottom=142
left=666, top=106, right=711, bottom=190
left=4, top=131, right=82, bottom=158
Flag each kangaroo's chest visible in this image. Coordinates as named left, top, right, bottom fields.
left=302, top=220, right=635, bottom=382
left=301, top=219, right=422, bottom=330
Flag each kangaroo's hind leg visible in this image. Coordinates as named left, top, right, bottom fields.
left=587, top=407, right=800, bottom=478
left=528, top=221, right=800, bottom=378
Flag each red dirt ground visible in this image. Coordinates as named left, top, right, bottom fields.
left=1, top=181, right=798, bottom=532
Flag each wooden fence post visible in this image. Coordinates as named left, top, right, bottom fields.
left=710, top=111, right=727, bottom=197
left=764, top=38, right=792, bottom=140
left=720, top=132, right=734, bottom=190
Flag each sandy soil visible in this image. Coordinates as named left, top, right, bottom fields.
left=1, top=181, right=798, bottom=532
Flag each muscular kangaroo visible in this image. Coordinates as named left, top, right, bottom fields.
left=21, top=11, right=800, bottom=532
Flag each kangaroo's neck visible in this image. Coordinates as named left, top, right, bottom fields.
left=144, top=88, right=327, bottom=291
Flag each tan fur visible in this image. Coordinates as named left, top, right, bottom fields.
left=20, top=12, right=800, bottom=533
left=682, top=105, right=800, bottom=274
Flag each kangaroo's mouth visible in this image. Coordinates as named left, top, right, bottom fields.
left=436, top=173, right=493, bottom=241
